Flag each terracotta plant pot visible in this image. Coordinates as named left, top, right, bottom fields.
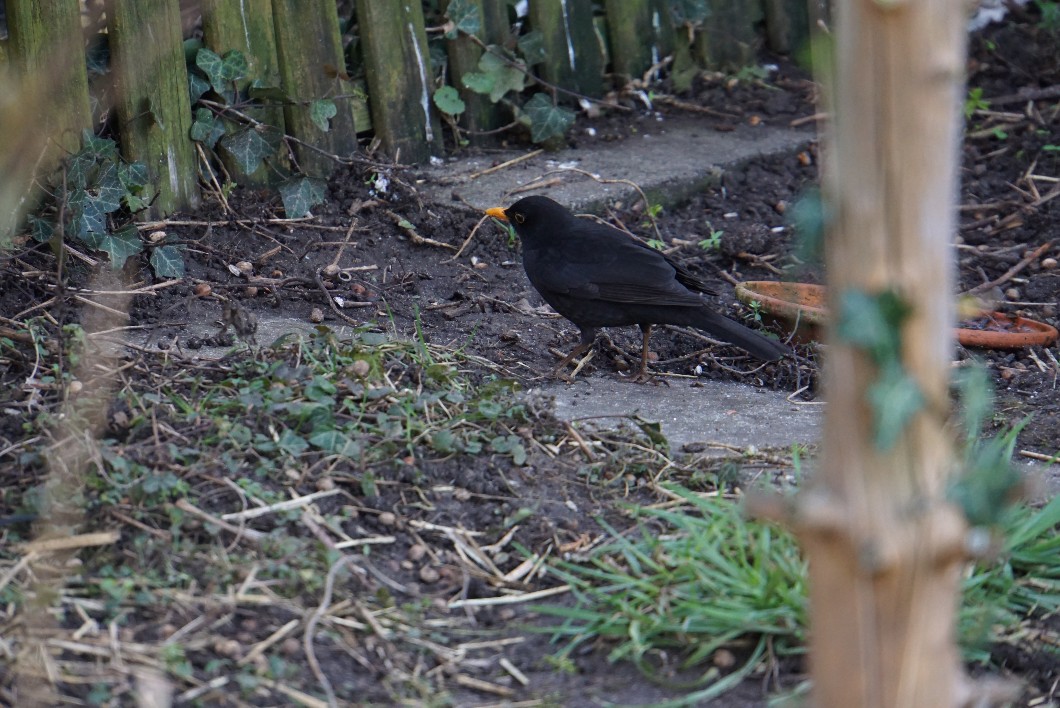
left=735, top=281, right=1059, bottom=350
left=734, top=281, right=826, bottom=343
left=955, top=312, right=1059, bottom=349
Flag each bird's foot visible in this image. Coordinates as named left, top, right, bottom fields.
left=626, top=370, right=669, bottom=386
left=551, top=347, right=595, bottom=382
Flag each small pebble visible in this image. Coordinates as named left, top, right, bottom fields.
left=1042, top=257, right=1057, bottom=270
left=193, top=282, right=212, bottom=297
left=408, top=544, right=428, bottom=562
left=235, top=260, right=254, bottom=275
left=351, top=359, right=370, bottom=377
left=1005, top=288, right=1020, bottom=300
left=419, top=565, right=440, bottom=583
left=309, top=307, right=325, bottom=323
left=322, top=263, right=340, bottom=278
left=378, top=511, right=397, bottom=526
left=713, top=649, right=736, bottom=668
left=316, top=476, right=335, bottom=491
left=213, top=638, right=242, bottom=658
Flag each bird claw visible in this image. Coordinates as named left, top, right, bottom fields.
left=627, top=370, right=669, bottom=386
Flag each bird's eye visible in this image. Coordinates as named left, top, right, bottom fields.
left=513, top=213, right=525, bottom=224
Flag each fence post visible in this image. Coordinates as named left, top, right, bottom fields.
left=202, top=0, right=287, bottom=184
left=696, top=1, right=762, bottom=70
left=108, top=0, right=201, bottom=217
left=271, top=0, right=359, bottom=177
left=355, top=0, right=441, bottom=163
left=444, top=0, right=503, bottom=142
left=3, top=0, right=92, bottom=243
left=481, top=0, right=513, bottom=44
left=602, top=0, right=655, bottom=86
left=528, top=0, right=605, bottom=99
left=762, top=0, right=811, bottom=56
left=7, top=0, right=92, bottom=162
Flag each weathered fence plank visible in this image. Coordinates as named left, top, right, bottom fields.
left=202, top=0, right=286, bottom=183
left=697, top=0, right=762, bottom=70
left=355, top=0, right=441, bottom=162
left=7, top=0, right=92, bottom=162
left=444, top=0, right=502, bottom=141
left=481, top=0, right=513, bottom=44
left=762, top=0, right=811, bottom=55
left=603, top=0, right=654, bottom=85
left=528, top=0, right=605, bottom=99
left=108, top=0, right=201, bottom=216
left=272, top=0, right=359, bottom=177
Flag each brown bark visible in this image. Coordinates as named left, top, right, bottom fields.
left=803, top=1, right=971, bottom=705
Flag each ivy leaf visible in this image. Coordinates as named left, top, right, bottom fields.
left=28, top=216, right=54, bottom=243
left=278, top=176, right=326, bottom=218
left=523, top=93, right=575, bottom=143
left=150, top=244, right=185, bottom=278
left=69, top=191, right=107, bottom=240
left=836, top=289, right=910, bottom=363
left=90, top=161, right=124, bottom=214
left=462, top=71, right=494, bottom=96
left=118, top=162, right=149, bottom=191
left=218, top=127, right=273, bottom=174
left=97, top=224, right=143, bottom=269
left=81, top=130, right=118, bottom=160
left=190, top=107, right=226, bottom=147
left=219, top=50, right=248, bottom=83
left=309, top=430, right=361, bottom=458
left=124, top=183, right=155, bottom=214
left=278, top=429, right=309, bottom=457
left=431, top=429, right=456, bottom=454
left=188, top=72, right=211, bottom=103
left=195, top=48, right=226, bottom=93
left=517, top=30, right=547, bottom=65
left=867, top=364, right=925, bottom=450
left=310, top=99, right=337, bottom=132
left=432, top=86, right=466, bottom=116
left=66, top=151, right=98, bottom=190
left=445, top=0, right=481, bottom=38
left=464, top=49, right=525, bottom=103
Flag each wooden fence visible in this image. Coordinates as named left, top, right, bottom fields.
left=2, top=0, right=821, bottom=224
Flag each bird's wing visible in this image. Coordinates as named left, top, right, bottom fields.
left=529, top=231, right=706, bottom=306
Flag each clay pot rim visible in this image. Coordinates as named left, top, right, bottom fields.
left=735, top=281, right=1059, bottom=350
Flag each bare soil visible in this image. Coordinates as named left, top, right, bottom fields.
left=1, top=8, right=1058, bottom=707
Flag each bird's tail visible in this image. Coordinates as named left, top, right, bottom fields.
left=686, top=308, right=788, bottom=361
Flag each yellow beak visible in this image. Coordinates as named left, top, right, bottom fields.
left=485, top=206, right=508, bottom=221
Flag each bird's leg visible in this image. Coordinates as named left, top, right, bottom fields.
left=552, top=328, right=597, bottom=381
left=628, top=324, right=653, bottom=382
left=630, top=324, right=665, bottom=385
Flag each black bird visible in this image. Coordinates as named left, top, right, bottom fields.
left=486, top=195, right=787, bottom=380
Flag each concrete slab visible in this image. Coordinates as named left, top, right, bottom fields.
left=540, top=375, right=821, bottom=454
left=418, top=118, right=813, bottom=213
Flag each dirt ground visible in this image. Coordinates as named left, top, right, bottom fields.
left=1, top=7, right=1058, bottom=707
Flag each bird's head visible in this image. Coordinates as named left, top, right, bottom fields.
left=485, top=196, right=572, bottom=244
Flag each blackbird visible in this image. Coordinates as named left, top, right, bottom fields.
left=486, top=196, right=788, bottom=380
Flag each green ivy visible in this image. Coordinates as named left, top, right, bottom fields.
left=28, top=130, right=180, bottom=274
